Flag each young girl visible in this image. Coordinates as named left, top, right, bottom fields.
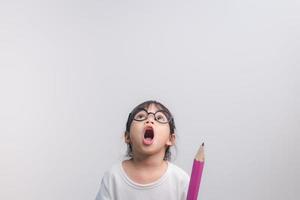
left=95, top=100, right=190, bottom=200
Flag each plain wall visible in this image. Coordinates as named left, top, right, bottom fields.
left=1, top=0, right=299, bottom=199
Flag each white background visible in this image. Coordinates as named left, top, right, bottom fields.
left=1, top=0, right=299, bottom=199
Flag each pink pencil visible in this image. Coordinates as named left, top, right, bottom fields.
left=186, top=143, right=205, bottom=200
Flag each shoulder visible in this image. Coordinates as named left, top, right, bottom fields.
left=101, top=162, right=123, bottom=184
left=168, top=162, right=190, bottom=182
left=103, top=161, right=122, bottom=176
left=96, top=162, right=123, bottom=200
left=166, top=162, right=190, bottom=196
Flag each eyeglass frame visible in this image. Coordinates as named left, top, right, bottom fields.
left=131, top=108, right=173, bottom=124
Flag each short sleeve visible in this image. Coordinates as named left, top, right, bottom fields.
left=181, top=180, right=189, bottom=200
left=95, top=173, right=111, bottom=200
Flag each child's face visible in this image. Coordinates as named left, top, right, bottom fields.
left=126, top=103, right=175, bottom=159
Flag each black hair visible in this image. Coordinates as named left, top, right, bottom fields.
left=124, top=100, right=176, bottom=161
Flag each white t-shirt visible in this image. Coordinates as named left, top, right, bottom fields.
left=95, top=161, right=190, bottom=200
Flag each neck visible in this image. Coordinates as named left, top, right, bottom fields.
left=130, top=151, right=167, bottom=170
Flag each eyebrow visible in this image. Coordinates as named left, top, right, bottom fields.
left=138, top=107, right=165, bottom=113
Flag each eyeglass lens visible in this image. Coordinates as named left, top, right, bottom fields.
left=133, top=110, right=169, bottom=123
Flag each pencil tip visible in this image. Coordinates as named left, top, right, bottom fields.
left=195, top=143, right=205, bottom=161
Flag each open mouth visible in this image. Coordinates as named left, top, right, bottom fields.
left=143, top=127, right=154, bottom=145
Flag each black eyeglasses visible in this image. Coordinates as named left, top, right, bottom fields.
left=132, top=108, right=172, bottom=124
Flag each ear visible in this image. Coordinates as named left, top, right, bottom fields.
left=166, top=133, right=176, bottom=146
left=124, top=131, right=131, bottom=144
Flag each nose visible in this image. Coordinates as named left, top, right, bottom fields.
left=145, top=113, right=155, bottom=124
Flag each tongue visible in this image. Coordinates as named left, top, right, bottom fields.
left=143, top=138, right=153, bottom=145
